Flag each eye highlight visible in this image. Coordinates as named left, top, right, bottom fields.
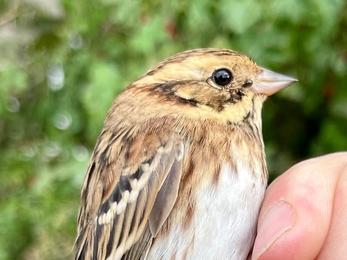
left=212, top=69, right=233, bottom=87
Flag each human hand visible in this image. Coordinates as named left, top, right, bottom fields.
left=252, top=152, right=347, bottom=260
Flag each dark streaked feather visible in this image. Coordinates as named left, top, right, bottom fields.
left=75, top=128, right=185, bottom=260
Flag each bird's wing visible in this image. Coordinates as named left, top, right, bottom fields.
left=75, top=127, right=185, bottom=260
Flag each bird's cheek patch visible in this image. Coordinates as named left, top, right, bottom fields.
left=174, top=87, right=196, bottom=101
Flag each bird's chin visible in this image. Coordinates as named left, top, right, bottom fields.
left=254, top=92, right=268, bottom=102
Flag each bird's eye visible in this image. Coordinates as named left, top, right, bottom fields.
left=212, top=69, right=233, bottom=87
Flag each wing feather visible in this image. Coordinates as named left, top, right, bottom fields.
left=75, top=127, right=185, bottom=260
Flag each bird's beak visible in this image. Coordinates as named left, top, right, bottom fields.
left=253, top=67, right=298, bottom=96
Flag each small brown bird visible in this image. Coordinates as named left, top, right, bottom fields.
left=75, top=48, right=297, bottom=260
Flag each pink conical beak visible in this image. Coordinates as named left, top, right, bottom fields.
left=253, top=67, right=298, bottom=96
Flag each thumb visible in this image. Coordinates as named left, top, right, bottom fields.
left=252, top=153, right=347, bottom=260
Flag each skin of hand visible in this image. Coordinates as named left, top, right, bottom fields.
left=252, top=152, right=347, bottom=260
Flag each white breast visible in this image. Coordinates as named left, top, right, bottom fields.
left=147, top=162, right=266, bottom=260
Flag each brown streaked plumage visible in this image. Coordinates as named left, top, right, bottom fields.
left=75, top=48, right=297, bottom=260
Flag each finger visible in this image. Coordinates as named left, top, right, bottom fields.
left=252, top=152, right=347, bottom=260
left=317, top=158, right=347, bottom=259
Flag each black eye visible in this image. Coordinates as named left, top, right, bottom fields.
left=212, top=69, right=233, bottom=87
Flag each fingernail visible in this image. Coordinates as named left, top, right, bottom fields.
left=252, top=201, right=295, bottom=260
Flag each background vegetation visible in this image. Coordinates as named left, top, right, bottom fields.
left=0, top=0, right=346, bottom=259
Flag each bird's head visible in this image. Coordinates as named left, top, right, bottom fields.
left=111, top=48, right=297, bottom=127
left=131, top=48, right=297, bottom=125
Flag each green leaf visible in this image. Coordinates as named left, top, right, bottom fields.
left=219, top=0, right=261, bottom=34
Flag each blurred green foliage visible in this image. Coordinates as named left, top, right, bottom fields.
left=0, top=0, right=346, bottom=259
